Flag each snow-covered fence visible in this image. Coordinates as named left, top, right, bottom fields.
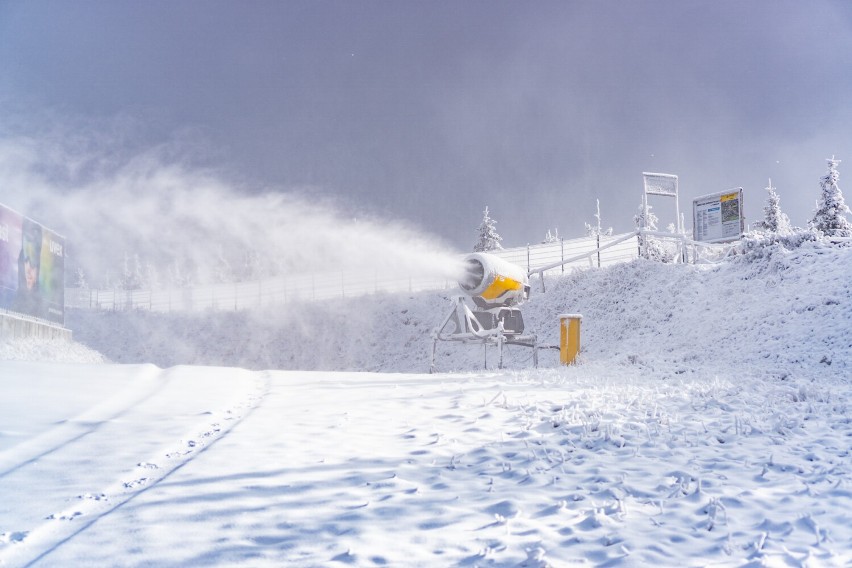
left=66, top=271, right=454, bottom=313
left=494, top=232, right=640, bottom=276
left=527, top=230, right=740, bottom=291
left=72, top=232, right=738, bottom=314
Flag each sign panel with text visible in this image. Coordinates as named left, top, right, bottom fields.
left=693, top=189, right=744, bottom=243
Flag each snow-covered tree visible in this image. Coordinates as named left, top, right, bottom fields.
left=633, top=198, right=658, bottom=232
left=242, top=248, right=264, bottom=281
left=212, top=246, right=235, bottom=283
left=473, top=206, right=503, bottom=252
left=72, top=266, right=88, bottom=289
left=168, top=256, right=195, bottom=288
left=542, top=228, right=560, bottom=244
left=754, top=178, right=791, bottom=234
left=584, top=199, right=613, bottom=238
left=584, top=200, right=612, bottom=267
left=809, top=157, right=851, bottom=237
left=634, top=199, right=672, bottom=261
left=144, top=261, right=160, bottom=290
left=120, top=252, right=144, bottom=290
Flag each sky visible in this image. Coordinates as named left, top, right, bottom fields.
left=1, top=0, right=852, bottom=253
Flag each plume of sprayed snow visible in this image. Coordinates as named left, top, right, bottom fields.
left=0, top=124, right=465, bottom=286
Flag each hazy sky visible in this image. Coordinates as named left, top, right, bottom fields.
left=2, top=0, right=851, bottom=251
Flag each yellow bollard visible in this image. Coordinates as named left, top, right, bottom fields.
left=558, top=314, right=582, bottom=365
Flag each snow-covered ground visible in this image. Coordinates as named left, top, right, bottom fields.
left=1, top=240, right=850, bottom=566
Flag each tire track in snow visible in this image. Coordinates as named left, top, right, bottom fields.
left=0, top=365, right=166, bottom=479
left=0, top=370, right=269, bottom=568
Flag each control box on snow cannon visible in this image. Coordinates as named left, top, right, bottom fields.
left=458, top=252, right=531, bottom=309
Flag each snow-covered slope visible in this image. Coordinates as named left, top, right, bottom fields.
left=2, top=241, right=850, bottom=566
left=526, top=239, right=852, bottom=378
left=67, top=240, right=851, bottom=378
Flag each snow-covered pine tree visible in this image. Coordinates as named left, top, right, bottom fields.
left=473, top=206, right=503, bottom=252
left=169, top=256, right=195, bottom=288
left=72, top=267, right=88, bottom=289
left=809, top=157, right=851, bottom=237
left=120, top=252, right=144, bottom=290
left=634, top=199, right=671, bottom=261
left=585, top=199, right=613, bottom=238
left=633, top=198, right=658, bottom=233
left=144, top=261, right=160, bottom=290
left=212, top=246, right=235, bottom=283
left=242, top=249, right=264, bottom=281
left=584, top=200, right=612, bottom=267
left=757, top=178, right=791, bottom=234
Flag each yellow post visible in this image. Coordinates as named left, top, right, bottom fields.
left=558, top=314, right=582, bottom=365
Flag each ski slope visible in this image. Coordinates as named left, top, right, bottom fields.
left=1, top=240, right=851, bottom=566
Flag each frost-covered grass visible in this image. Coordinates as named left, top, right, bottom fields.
left=0, top=364, right=849, bottom=566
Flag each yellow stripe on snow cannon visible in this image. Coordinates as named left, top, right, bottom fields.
left=458, top=252, right=530, bottom=308
left=481, top=275, right=523, bottom=301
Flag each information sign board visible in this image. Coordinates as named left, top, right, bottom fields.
left=693, top=189, right=744, bottom=243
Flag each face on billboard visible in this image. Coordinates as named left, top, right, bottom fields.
left=24, top=235, right=40, bottom=290
left=0, top=204, right=65, bottom=324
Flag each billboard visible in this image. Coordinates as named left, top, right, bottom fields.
left=0, top=203, right=65, bottom=324
left=693, top=189, right=744, bottom=243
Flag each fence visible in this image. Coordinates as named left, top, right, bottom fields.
left=66, top=271, right=455, bottom=313
left=65, top=232, right=643, bottom=313
left=498, top=232, right=640, bottom=275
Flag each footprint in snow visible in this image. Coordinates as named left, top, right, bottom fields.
left=0, top=531, right=28, bottom=544
left=46, top=511, right=82, bottom=521
left=77, top=493, right=108, bottom=501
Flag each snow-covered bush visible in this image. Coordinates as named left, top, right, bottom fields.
left=541, top=228, right=560, bottom=244
left=634, top=202, right=676, bottom=262
left=738, top=229, right=819, bottom=258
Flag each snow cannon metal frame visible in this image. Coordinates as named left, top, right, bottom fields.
left=430, top=253, right=537, bottom=373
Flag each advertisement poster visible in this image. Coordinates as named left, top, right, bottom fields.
left=0, top=203, right=65, bottom=324
left=693, top=189, right=744, bottom=243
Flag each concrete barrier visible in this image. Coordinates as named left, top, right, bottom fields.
left=0, top=312, right=72, bottom=341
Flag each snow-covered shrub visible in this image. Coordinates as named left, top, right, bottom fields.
left=738, top=229, right=819, bottom=258
left=634, top=202, right=677, bottom=262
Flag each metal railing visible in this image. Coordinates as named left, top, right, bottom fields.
left=490, top=232, right=640, bottom=275
left=527, top=230, right=738, bottom=291
left=66, top=271, right=455, bottom=313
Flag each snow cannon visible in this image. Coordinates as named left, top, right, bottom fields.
left=431, top=252, right=537, bottom=372
left=458, top=252, right=530, bottom=309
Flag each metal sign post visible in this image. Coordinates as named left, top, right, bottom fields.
left=642, top=172, right=680, bottom=232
